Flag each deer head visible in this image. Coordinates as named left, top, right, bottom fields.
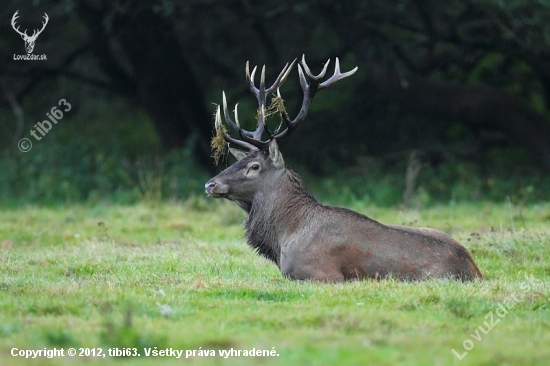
left=12, top=11, right=49, bottom=54
left=205, top=55, right=357, bottom=205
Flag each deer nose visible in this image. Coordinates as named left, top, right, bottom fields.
left=205, top=179, right=229, bottom=197
left=205, top=181, right=217, bottom=195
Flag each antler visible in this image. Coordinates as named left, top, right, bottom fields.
left=31, top=13, right=49, bottom=39
left=11, top=11, right=26, bottom=38
left=217, top=55, right=358, bottom=151
left=11, top=11, right=48, bottom=40
left=220, top=59, right=296, bottom=151
left=273, top=55, right=358, bottom=143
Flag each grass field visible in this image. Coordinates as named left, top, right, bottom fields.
left=1, top=198, right=549, bottom=365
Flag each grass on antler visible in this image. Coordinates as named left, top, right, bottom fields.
left=210, top=109, right=228, bottom=166
left=264, top=95, right=287, bottom=134
left=211, top=96, right=286, bottom=164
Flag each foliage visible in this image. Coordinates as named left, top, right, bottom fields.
left=0, top=139, right=209, bottom=205
left=1, top=134, right=549, bottom=206
left=294, top=148, right=550, bottom=207
left=1, top=86, right=548, bottom=207
left=0, top=201, right=549, bottom=365
left=3, top=0, right=550, bottom=172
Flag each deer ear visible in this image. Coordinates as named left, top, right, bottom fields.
left=229, top=148, right=248, bottom=161
left=268, top=140, right=285, bottom=168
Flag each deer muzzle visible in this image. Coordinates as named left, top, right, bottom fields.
left=205, top=179, right=229, bottom=198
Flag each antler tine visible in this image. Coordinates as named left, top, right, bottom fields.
left=11, top=10, right=19, bottom=25
left=222, top=92, right=242, bottom=132
left=222, top=92, right=256, bottom=139
left=300, top=55, right=330, bottom=82
left=297, top=63, right=309, bottom=92
left=319, top=57, right=358, bottom=90
left=253, top=65, right=267, bottom=140
left=36, top=13, right=49, bottom=36
left=244, top=61, right=268, bottom=140
left=214, top=105, right=223, bottom=130
left=266, top=59, right=296, bottom=95
left=272, top=55, right=358, bottom=143
left=11, top=11, right=27, bottom=37
left=245, top=62, right=259, bottom=98
left=215, top=105, right=256, bottom=151
left=232, top=102, right=250, bottom=140
left=260, top=65, right=266, bottom=90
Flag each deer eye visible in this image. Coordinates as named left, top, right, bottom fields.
left=251, top=163, right=260, bottom=171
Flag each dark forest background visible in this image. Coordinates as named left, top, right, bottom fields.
left=1, top=0, right=550, bottom=206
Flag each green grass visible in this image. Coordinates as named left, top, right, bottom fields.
left=1, top=199, right=549, bottom=365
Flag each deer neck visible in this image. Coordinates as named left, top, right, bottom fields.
left=244, top=168, right=317, bottom=265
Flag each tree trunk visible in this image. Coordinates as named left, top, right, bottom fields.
left=76, top=3, right=214, bottom=170
left=114, top=10, right=214, bottom=169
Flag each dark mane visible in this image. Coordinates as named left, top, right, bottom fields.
left=244, top=168, right=317, bottom=264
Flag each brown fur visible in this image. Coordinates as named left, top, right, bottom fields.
left=206, top=148, right=482, bottom=282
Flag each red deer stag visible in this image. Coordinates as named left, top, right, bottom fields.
left=205, top=56, right=482, bottom=282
